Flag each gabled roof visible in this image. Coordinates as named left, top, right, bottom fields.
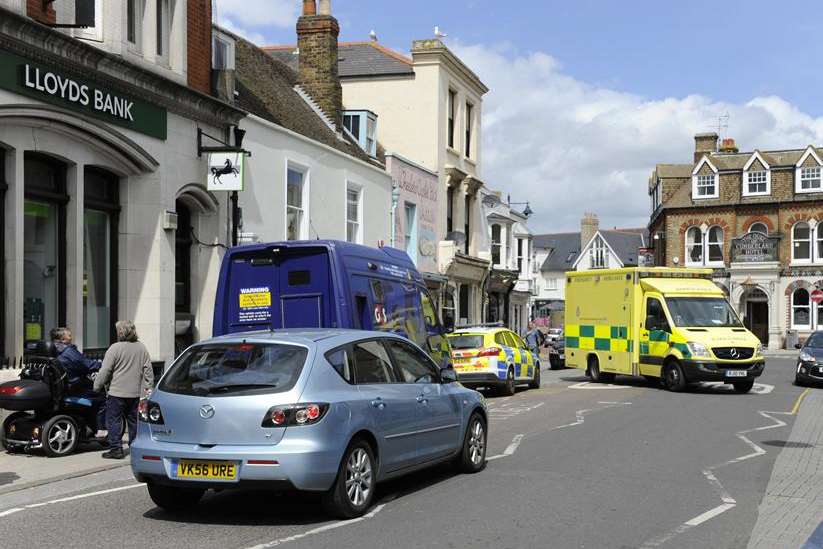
left=692, top=156, right=719, bottom=176
left=233, top=35, right=375, bottom=164
left=535, top=229, right=647, bottom=271
left=263, top=42, right=415, bottom=79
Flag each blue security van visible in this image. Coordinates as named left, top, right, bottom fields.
left=213, top=240, right=452, bottom=367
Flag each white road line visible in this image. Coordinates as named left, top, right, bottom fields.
left=245, top=498, right=393, bottom=548
left=487, top=434, right=524, bottom=461
left=0, top=484, right=142, bottom=520
left=640, top=409, right=791, bottom=547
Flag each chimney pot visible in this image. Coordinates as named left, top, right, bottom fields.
left=318, top=0, right=331, bottom=15
left=302, top=0, right=316, bottom=16
left=719, top=137, right=739, bottom=153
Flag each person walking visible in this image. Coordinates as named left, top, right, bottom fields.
left=524, top=322, right=546, bottom=355
left=93, top=321, right=154, bottom=459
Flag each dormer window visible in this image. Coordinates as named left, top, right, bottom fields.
left=742, top=152, right=771, bottom=196
left=691, top=157, right=719, bottom=199
left=795, top=146, right=823, bottom=193
left=342, top=110, right=378, bottom=157
left=801, top=167, right=821, bottom=191
left=695, top=174, right=716, bottom=197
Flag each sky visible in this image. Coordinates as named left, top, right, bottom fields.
left=214, top=0, right=823, bottom=233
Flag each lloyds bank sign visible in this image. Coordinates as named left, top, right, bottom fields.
left=0, top=50, right=167, bottom=140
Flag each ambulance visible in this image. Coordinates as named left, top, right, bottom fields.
left=564, top=268, right=765, bottom=393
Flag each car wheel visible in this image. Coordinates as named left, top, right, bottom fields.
left=147, top=483, right=204, bottom=511
left=500, top=367, right=516, bottom=396
left=1, top=412, right=29, bottom=453
left=733, top=380, right=755, bottom=394
left=455, top=413, right=487, bottom=474
left=795, top=375, right=807, bottom=387
left=587, top=356, right=615, bottom=383
left=42, top=415, right=80, bottom=457
left=529, top=365, right=541, bottom=389
left=662, top=362, right=687, bottom=392
left=322, top=439, right=376, bottom=519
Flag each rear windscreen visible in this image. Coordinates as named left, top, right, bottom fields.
left=159, top=343, right=308, bottom=396
left=448, top=335, right=484, bottom=350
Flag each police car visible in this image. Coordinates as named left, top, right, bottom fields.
left=447, top=325, right=541, bottom=395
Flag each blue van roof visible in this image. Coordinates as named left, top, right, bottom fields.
left=226, top=240, right=418, bottom=272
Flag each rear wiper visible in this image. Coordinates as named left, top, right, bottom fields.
left=206, top=383, right=278, bottom=394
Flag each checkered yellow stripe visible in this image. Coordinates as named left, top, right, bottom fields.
left=566, top=324, right=632, bottom=353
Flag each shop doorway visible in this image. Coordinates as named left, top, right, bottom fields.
left=742, top=288, right=769, bottom=345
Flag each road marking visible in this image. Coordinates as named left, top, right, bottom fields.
left=702, top=382, right=774, bottom=394
left=487, top=434, right=524, bottom=461
left=568, top=382, right=630, bottom=390
left=0, top=483, right=143, bottom=519
left=792, top=388, right=811, bottom=415
left=245, top=496, right=395, bottom=548
left=641, top=408, right=793, bottom=548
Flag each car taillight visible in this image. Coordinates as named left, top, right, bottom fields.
left=138, top=400, right=164, bottom=425
left=262, top=403, right=329, bottom=428
left=0, top=386, right=22, bottom=396
left=478, top=347, right=501, bottom=357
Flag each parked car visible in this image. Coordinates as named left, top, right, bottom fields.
left=447, top=326, right=540, bottom=395
left=545, top=328, right=564, bottom=344
left=130, top=329, right=487, bottom=518
left=796, top=331, right=823, bottom=386
left=548, top=337, right=566, bottom=370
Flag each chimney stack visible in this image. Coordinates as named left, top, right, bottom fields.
left=297, top=0, right=342, bottom=128
left=580, top=212, right=599, bottom=250
left=694, top=132, right=719, bottom=164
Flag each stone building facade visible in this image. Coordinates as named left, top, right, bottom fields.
left=649, top=133, right=823, bottom=348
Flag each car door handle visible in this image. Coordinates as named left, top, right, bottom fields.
left=416, top=395, right=428, bottom=404
left=370, top=398, right=386, bottom=409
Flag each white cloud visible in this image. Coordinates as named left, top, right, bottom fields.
left=214, top=0, right=298, bottom=44
left=451, top=42, right=823, bottom=233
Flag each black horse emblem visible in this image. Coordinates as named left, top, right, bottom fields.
left=211, top=158, right=239, bottom=186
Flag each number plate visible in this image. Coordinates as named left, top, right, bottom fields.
left=725, top=370, right=747, bottom=378
left=176, top=460, right=237, bottom=481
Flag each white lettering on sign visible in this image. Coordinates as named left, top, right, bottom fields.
left=24, top=65, right=134, bottom=122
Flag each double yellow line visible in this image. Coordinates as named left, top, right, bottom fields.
left=791, top=388, right=811, bottom=415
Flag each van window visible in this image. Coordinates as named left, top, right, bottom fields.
left=420, top=290, right=440, bottom=333
left=288, top=270, right=310, bottom=286
left=645, top=298, right=670, bottom=332
left=369, top=279, right=426, bottom=349
left=352, top=340, right=396, bottom=384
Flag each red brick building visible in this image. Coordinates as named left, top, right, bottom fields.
left=649, top=133, right=823, bottom=349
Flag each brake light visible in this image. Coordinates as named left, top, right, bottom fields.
left=0, top=386, right=22, bottom=396
left=478, top=347, right=501, bottom=357
left=138, top=400, right=165, bottom=425
left=262, top=403, right=329, bottom=428
left=142, top=455, right=161, bottom=461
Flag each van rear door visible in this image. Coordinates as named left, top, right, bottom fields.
left=277, top=248, right=335, bottom=328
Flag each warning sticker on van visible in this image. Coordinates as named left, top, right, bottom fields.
left=238, top=287, right=272, bottom=323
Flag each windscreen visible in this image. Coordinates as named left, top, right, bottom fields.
left=159, top=343, right=308, bottom=396
left=805, top=332, right=823, bottom=349
left=666, top=297, right=743, bottom=328
left=448, top=335, right=485, bottom=350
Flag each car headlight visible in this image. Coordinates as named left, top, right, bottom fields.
left=686, top=341, right=712, bottom=359
left=800, top=351, right=817, bottom=363
left=756, top=343, right=765, bottom=356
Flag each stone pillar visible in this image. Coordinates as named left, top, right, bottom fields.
left=4, top=147, right=24, bottom=360
left=768, top=280, right=781, bottom=350
left=65, top=163, right=84, bottom=349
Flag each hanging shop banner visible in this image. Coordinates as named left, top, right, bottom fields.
left=0, top=50, right=167, bottom=140
left=207, top=152, right=244, bottom=192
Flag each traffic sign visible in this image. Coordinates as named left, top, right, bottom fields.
left=812, top=289, right=823, bottom=304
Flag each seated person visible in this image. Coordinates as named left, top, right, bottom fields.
left=50, top=327, right=106, bottom=436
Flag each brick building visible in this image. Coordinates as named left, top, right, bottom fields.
left=648, top=132, right=823, bottom=349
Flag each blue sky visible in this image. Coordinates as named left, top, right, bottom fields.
left=218, top=0, right=823, bottom=232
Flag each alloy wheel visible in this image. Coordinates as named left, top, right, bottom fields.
left=47, top=419, right=76, bottom=455
left=468, top=419, right=485, bottom=465
left=345, top=448, right=373, bottom=507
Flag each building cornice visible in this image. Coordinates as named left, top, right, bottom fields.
left=0, top=7, right=246, bottom=130
left=411, top=39, right=489, bottom=96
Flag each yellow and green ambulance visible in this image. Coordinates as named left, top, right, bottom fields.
left=564, top=268, right=764, bottom=393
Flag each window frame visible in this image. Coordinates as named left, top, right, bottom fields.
left=349, top=338, right=399, bottom=385
left=155, top=0, right=171, bottom=64
left=285, top=163, right=309, bottom=240
left=126, top=0, right=145, bottom=50
left=799, top=166, right=822, bottom=192
left=384, top=338, right=440, bottom=384
left=447, top=88, right=457, bottom=150
left=345, top=183, right=362, bottom=244
left=324, top=344, right=356, bottom=385
left=694, top=174, right=718, bottom=199
left=212, top=31, right=236, bottom=71
left=590, top=235, right=607, bottom=269
left=465, top=101, right=474, bottom=158
left=796, top=148, right=823, bottom=194
left=403, top=201, right=417, bottom=263
left=491, top=224, right=502, bottom=266
left=706, top=225, right=724, bottom=267
left=645, top=297, right=671, bottom=333
left=749, top=222, right=768, bottom=235
left=792, top=221, right=812, bottom=264
left=792, top=288, right=812, bottom=330
left=685, top=226, right=704, bottom=267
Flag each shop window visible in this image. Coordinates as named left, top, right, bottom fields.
left=23, top=153, right=67, bottom=350
left=83, top=168, right=120, bottom=349
left=793, top=222, right=812, bottom=263
left=175, top=200, right=192, bottom=313
left=793, top=288, right=811, bottom=329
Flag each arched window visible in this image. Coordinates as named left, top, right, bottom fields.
left=749, top=222, right=768, bottom=235
left=707, top=226, right=724, bottom=264
left=686, top=227, right=703, bottom=266
left=793, top=288, right=811, bottom=329
left=491, top=224, right=502, bottom=265
left=793, top=222, right=811, bottom=262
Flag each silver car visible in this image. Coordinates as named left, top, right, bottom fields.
left=130, top=329, right=488, bottom=518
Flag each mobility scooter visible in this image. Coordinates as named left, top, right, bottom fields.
left=0, top=342, right=107, bottom=457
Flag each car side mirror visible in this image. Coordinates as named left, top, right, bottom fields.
left=440, top=366, right=458, bottom=384
left=795, top=343, right=802, bottom=350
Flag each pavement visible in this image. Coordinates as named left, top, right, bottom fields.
left=0, top=357, right=818, bottom=548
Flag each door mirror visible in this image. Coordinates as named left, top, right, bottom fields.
left=440, top=366, right=458, bottom=384
left=645, top=315, right=658, bottom=332
left=795, top=343, right=802, bottom=350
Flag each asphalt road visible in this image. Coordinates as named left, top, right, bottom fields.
left=0, top=358, right=806, bottom=549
